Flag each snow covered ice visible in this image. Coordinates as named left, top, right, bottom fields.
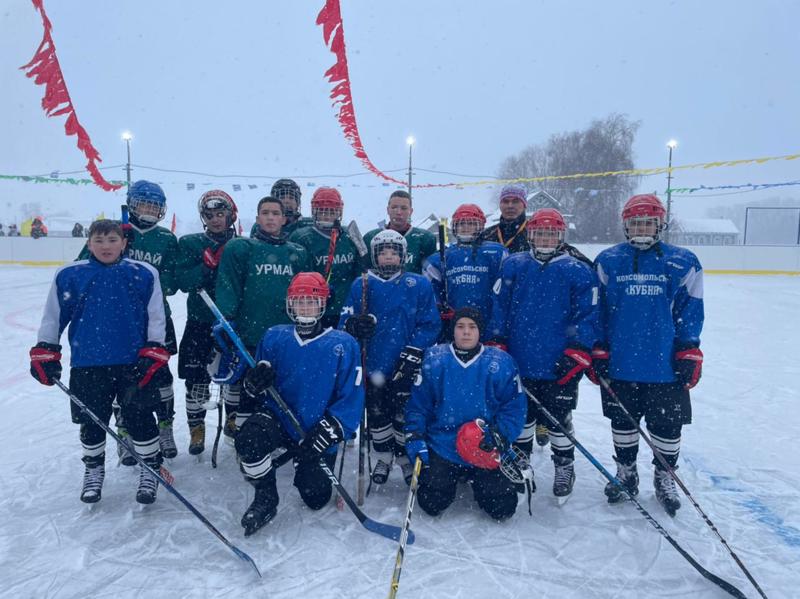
left=2, top=265, right=798, bottom=598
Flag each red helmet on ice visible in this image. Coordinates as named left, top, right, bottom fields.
left=198, top=190, right=238, bottom=228
left=311, top=187, right=343, bottom=229
left=456, top=420, right=500, bottom=470
left=526, top=208, right=566, bottom=260
left=451, top=203, right=486, bottom=244
left=286, top=272, right=329, bottom=331
left=622, top=194, right=666, bottom=249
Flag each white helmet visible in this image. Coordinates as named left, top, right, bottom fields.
left=370, top=229, right=407, bottom=277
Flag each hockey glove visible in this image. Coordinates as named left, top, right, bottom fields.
left=300, top=416, right=343, bottom=460
left=554, top=344, right=592, bottom=386
left=485, top=338, right=508, bottom=352
left=131, top=344, right=171, bottom=389
left=586, top=344, right=610, bottom=385
left=405, top=433, right=429, bottom=466
left=477, top=419, right=507, bottom=453
left=438, top=305, right=455, bottom=324
left=211, top=321, right=237, bottom=354
left=392, top=346, right=424, bottom=387
left=242, top=360, right=275, bottom=398
left=29, top=342, right=62, bottom=386
left=202, top=245, right=225, bottom=270
left=344, top=313, right=377, bottom=341
left=673, top=342, right=703, bottom=389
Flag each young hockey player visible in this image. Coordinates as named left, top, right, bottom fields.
left=488, top=208, right=599, bottom=499
left=422, top=203, right=507, bottom=340
left=483, top=184, right=530, bottom=254
left=233, top=272, right=364, bottom=536
left=404, top=308, right=526, bottom=520
left=175, top=190, right=238, bottom=455
left=30, top=219, right=169, bottom=504
left=339, top=229, right=440, bottom=485
left=590, top=194, right=704, bottom=516
left=250, top=178, right=312, bottom=238
left=215, top=196, right=312, bottom=435
left=79, top=180, right=180, bottom=462
left=363, top=190, right=436, bottom=274
left=289, top=187, right=360, bottom=328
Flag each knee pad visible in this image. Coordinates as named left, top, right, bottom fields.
left=235, top=412, right=281, bottom=461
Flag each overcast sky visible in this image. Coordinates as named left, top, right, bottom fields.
left=2, top=1, right=798, bottom=232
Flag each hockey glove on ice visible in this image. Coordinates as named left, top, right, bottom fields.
left=673, top=342, right=703, bottom=389
left=132, top=344, right=170, bottom=389
left=300, top=416, right=343, bottom=459
left=554, top=344, right=592, bottom=385
left=405, top=434, right=429, bottom=466
left=344, top=313, right=377, bottom=341
left=29, top=342, right=62, bottom=386
left=202, top=245, right=225, bottom=270
left=242, top=360, right=276, bottom=398
left=586, top=344, right=610, bottom=385
left=392, top=346, right=424, bottom=387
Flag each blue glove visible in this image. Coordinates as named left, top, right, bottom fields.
left=405, top=434, right=429, bottom=466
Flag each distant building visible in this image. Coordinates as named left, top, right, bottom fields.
left=671, top=218, right=739, bottom=245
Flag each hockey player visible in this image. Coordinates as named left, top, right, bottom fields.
left=363, top=190, right=436, bottom=274
left=590, top=194, right=704, bottom=516
left=79, top=180, right=180, bottom=462
left=289, top=187, right=360, bottom=328
left=215, top=196, right=312, bottom=435
left=488, top=208, right=599, bottom=498
left=175, top=190, right=238, bottom=455
left=405, top=308, right=526, bottom=520
left=250, top=178, right=312, bottom=238
left=30, top=219, right=168, bottom=504
left=339, top=229, right=440, bottom=485
left=233, top=272, right=364, bottom=536
left=483, top=184, right=530, bottom=254
left=422, top=203, right=507, bottom=340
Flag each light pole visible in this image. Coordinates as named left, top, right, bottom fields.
left=406, top=135, right=415, bottom=200
left=122, top=131, right=133, bottom=188
left=665, top=139, right=678, bottom=242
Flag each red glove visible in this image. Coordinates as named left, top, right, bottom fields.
left=439, top=306, right=455, bottom=324
left=554, top=345, right=592, bottom=385
left=674, top=345, right=703, bottom=389
left=586, top=345, right=610, bottom=385
left=203, top=246, right=225, bottom=270
left=29, top=342, right=62, bottom=386
left=485, top=339, right=508, bottom=352
left=132, top=344, right=171, bottom=388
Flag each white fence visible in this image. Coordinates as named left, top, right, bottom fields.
left=2, top=237, right=799, bottom=274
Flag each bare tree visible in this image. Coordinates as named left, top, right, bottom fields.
left=497, top=113, right=641, bottom=242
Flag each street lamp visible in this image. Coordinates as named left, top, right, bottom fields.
left=406, top=135, right=415, bottom=200
left=122, top=131, right=133, bottom=188
left=665, top=139, right=678, bottom=242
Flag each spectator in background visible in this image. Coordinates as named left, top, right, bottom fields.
left=72, top=222, right=85, bottom=238
left=8, top=224, right=21, bottom=237
left=31, top=217, right=48, bottom=239
left=0, top=223, right=5, bottom=237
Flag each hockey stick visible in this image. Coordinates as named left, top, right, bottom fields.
left=387, top=456, right=423, bottom=599
left=53, top=379, right=261, bottom=578
left=323, top=219, right=341, bottom=282
left=335, top=440, right=346, bottom=511
left=524, top=389, right=748, bottom=599
left=437, top=219, right=450, bottom=310
left=598, top=376, right=768, bottom=599
left=211, top=387, right=223, bottom=469
left=199, top=290, right=413, bottom=544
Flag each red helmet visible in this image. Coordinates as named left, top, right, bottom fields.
left=451, top=203, right=486, bottom=243
left=452, top=203, right=486, bottom=225
left=311, top=187, right=344, bottom=210
left=526, top=208, right=566, bottom=232
left=287, top=271, right=329, bottom=300
left=622, top=194, right=666, bottom=221
left=198, top=190, right=238, bottom=227
left=456, top=420, right=500, bottom=470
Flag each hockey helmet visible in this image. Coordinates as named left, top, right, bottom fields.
left=127, top=180, right=166, bottom=225
left=198, top=190, right=238, bottom=228
left=456, top=419, right=501, bottom=470
left=271, top=179, right=302, bottom=218
left=286, top=272, right=329, bottom=331
left=311, top=187, right=344, bottom=229
left=526, top=208, right=566, bottom=260
left=451, top=203, right=486, bottom=244
left=622, top=194, right=666, bottom=249
left=370, top=229, right=407, bottom=277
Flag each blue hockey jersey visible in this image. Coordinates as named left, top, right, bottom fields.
left=254, top=326, right=364, bottom=443
left=37, top=257, right=166, bottom=367
left=594, top=242, right=704, bottom=383
left=405, top=344, right=526, bottom=467
left=422, top=241, right=507, bottom=333
left=488, top=251, right=599, bottom=380
left=338, top=271, right=440, bottom=378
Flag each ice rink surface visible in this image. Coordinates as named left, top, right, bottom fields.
left=1, top=266, right=798, bottom=598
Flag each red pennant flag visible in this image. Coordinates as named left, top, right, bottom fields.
left=170, top=213, right=176, bottom=233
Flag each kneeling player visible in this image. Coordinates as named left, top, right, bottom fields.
left=234, top=273, right=364, bottom=536
left=30, top=219, right=169, bottom=504
left=404, top=308, right=526, bottom=520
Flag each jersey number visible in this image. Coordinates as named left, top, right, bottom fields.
left=355, top=365, right=363, bottom=386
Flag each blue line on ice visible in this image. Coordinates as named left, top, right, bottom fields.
left=684, top=455, right=800, bottom=548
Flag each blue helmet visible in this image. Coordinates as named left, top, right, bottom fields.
left=127, top=180, right=167, bottom=225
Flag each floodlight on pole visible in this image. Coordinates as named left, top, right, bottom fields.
left=121, top=131, right=133, bottom=188
left=406, top=136, right=415, bottom=199
left=665, top=139, right=678, bottom=242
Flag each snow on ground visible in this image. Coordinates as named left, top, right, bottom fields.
left=1, top=266, right=798, bottom=599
